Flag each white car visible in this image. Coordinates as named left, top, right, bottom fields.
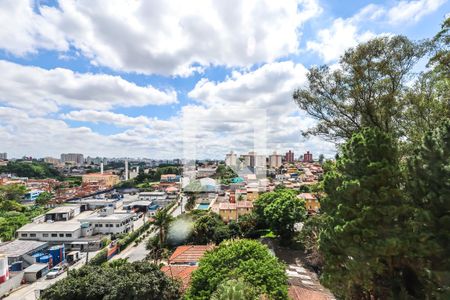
left=46, top=266, right=64, bottom=279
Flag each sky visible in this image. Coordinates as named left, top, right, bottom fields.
left=0, top=0, right=448, bottom=159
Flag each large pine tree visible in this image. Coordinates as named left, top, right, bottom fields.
left=320, top=128, right=421, bottom=299
left=407, top=119, right=450, bottom=297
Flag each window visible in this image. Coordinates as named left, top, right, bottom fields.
left=59, top=233, right=64, bottom=237
left=116, top=224, right=120, bottom=227
left=43, top=233, right=49, bottom=237
left=51, top=233, right=57, bottom=237
left=98, top=224, right=103, bottom=227
left=21, top=233, right=28, bottom=237
left=66, top=233, right=72, bottom=237
left=95, top=224, right=99, bottom=227
left=30, top=233, right=36, bottom=237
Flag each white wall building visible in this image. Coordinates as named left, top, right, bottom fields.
left=225, top=151, right=237, bottom=167
left=79, top=207, right=134, bottom=235
left=269, top=151, right=283, bottom=169
left=17, top=222, right=84, bottom=242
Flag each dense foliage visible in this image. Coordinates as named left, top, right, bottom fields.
left=186, top=239, right=288, bottom=300
left=320, top=128, right=421, bottom=299
left=292, top=18, right=450, bottom=299
left=254, top=189, right=306, bottom=242
left=0, top=184, right=48, bottom=241
left=407, top=120, right=450, bottom=296
left=213, top=164, right=237, bottom=185
left=189, top=212, right=231, bottom=244
left=41, top=261, right=181, bottom=300
left=0, top=161, right=62, bottom=179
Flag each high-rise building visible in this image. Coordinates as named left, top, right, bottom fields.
left=60, top=153, right=84, bottom=164
left=124, top=159, right=129, bottom=180
left=303, top=151, right=313, bottom=162
left=285, top=150, right=295, bottom=163
left=241, top=151, right=266, bottom=168
left=269, top=151, right=283, bottom=168
left=0, top=153, right=7, bottom=160
left=225, top=151, right=237, bottom=167
left=44, top=157, right=60, bottom=165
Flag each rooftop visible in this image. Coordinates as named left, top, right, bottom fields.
left=80, top=212, right=134, bottom=222
left=161, top=265, right=197, bottom=290
left=45, top=205, right=80, bottom=214
left=17, top=222, right=81, bottom=232
left=169, top=245, right=215, bottom=264
left=288, top=286, right=335, bottom=300
left=23, top=263, right=48, bottom=273
left=298, top=193, right=316, bottom=200
left=0, top=240, right=48, bottom=258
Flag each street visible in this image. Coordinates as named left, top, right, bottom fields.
left=4, top=196, right=186, bottom=299
left=3, top=249, right=99, bottom=300
left=113, top=195, right=186, bottom=262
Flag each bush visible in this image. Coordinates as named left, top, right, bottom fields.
left=186, top=239, right=288, bottom=300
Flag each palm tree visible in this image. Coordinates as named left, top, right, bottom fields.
left=150, top=209, right=173, bottom=247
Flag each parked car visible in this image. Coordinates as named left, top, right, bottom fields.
left=46, top=266, right=64, bottom=279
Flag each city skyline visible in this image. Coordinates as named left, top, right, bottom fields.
left=0, top=1, right=448, bottom=159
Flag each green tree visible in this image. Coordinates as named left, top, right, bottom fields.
left=320, top=128, right=421, bottom=299
left=254, top=190, right=306, bottom=242
left=297, top=214, right=325, bottom=273
left=0, top=184, right=27, bottom=202
left=35, top=192, right=53, bottom=206
left=211, top=278, right=259, bottom=300
left=0, top=161, right=62, bottom=179
left=407, top=119, right=450, bottom=297
left=184, top=195, right=196, bottom=211
left=293, top=36, right=423, bottom=142
left=40, top=261, right=181, bottom=300
left=190, top=212, right=230, bottom=244
left=318, top=154, right=325, bottom=164
left=186, top=239, right=288, bottom=300
left=151, top=210, right=174, bottom=247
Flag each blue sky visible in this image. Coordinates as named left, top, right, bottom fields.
left=0, top=0, right=448, bottom=159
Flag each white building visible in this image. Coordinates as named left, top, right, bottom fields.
left=79, top=207, right=134, bottom=235
left=225, top=151, right=237, bottom=167
left=17, top=222, right=84, bottom=242
left=45, top=205, right=81, bottom=222
left=269, top=151, right=283, bottom=169
left=60, top=153, right=84, bottom=165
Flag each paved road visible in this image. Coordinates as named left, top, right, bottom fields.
left=5, top=196, right=186, bottom=299
left=4, top=250, right=100, bottom=300
left=115, top=195, right=186, bottom=262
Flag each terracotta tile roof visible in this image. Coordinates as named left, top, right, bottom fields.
left=161, top=265, right=197, bottom=290
left=298, top=193, right=316, bottom=200
left=168, top=245, right=215, bottom=264
left=236, top=201, right=253, bottom=208
left=288, top=286, right=334, bottom=300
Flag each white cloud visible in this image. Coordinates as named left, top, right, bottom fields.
left=0, top=60, right=177, bottom=115
left=0, top=61, right=336, bottom=159
left=185, top=61, right=335, bottom=156
left=387, top=0, right=446, bottom=24
left=0, top=0, right=322, bottom=76
left=307, top=16, right=377, bottom=62
left=306, top=0, right=446, bottom=62
left=0, top=0, right=68, bottom=56
left=61, top=110, right=154, bottom=127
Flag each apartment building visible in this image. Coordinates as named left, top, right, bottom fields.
left=81, top=173, right=120, bottom=188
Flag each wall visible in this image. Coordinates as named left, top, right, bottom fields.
left=0, top=272, right=24, bottom=298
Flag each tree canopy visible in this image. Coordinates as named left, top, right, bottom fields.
left=40, top=261, right=181, bottom=300
left=320, top=127, right=422, bottom=299
left=254, top=189, right=306, bottom=241
left=407, top=119, right=450, bottom=296
left=186, top=239, right=288, bottom=300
